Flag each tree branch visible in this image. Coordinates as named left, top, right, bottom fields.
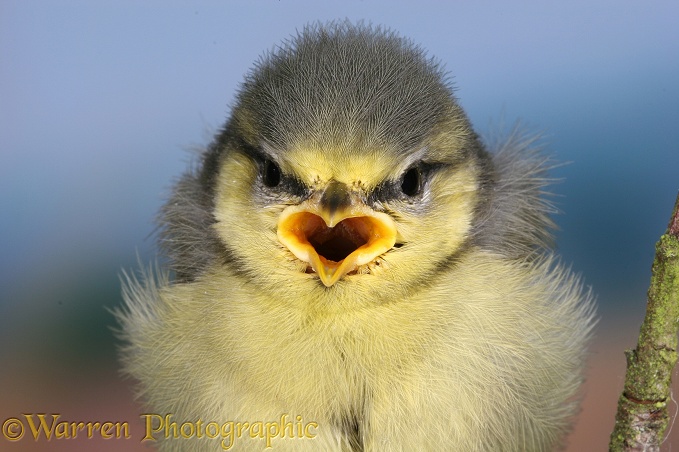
left=610, top=192, right=679, bottom=451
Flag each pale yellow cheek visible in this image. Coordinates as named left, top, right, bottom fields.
left=212, top=157, right=265, bottom=241
left=210, top=154, right=308, bottom=282
left=215, top=153, right=258, bottom=202
left=396, top=164, right=479, bottom=252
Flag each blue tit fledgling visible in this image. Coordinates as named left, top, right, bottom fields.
left=118, top=21, right=595, bottom=451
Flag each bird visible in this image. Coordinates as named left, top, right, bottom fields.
left=117, top=21, right=596, bottom=452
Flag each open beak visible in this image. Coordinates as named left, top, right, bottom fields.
left=277, top=181, right=397, bottom=287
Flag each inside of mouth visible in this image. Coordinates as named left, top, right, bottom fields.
left=278, top=209, right=397, bottom=285
left=307, top=218, right=369, bottom=262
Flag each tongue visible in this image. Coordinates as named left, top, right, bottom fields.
left=308, top=220, right=368, bottom=262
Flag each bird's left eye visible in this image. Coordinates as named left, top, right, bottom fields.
left=262, top=159, right=281, bottom=187
left=400, top=166, right=422, bottom=196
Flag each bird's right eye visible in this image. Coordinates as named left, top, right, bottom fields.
left=262, top=159, right=281, bottom=187
left=400, top=166, right=422, bottom=197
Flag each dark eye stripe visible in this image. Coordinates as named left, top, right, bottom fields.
left=368, top=161, right=446, bottom=204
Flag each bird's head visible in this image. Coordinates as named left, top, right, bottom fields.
left=188, top=23, right=494, bottom=301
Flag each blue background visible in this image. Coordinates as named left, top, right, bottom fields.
left=1, top=1, right=677, bottom=450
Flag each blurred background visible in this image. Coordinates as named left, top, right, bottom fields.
left=1, top=1, right=677, bottom=450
